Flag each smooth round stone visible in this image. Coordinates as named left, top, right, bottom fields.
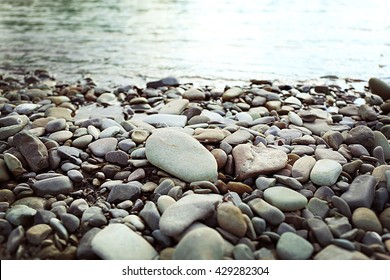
left=139, top=201, right=161, bottom=230
left=379, top=208, right=390, bottom=231
left=159, top=194, right=222, bottom=237
left=345, top=125, right=375, bottom=149
left=307, top=197, right=329, bottom=219
left=157, top=195, right=176, bottom=214
left=188, top=115, right=210, bottom=125
left=315, top=149, right=347, bottom=165
left=26, top=224, right=52, bottom=245
left=99, top=126, right=121, bottom=138
left=60, top=213, right=80, bottom=233
left=13, top=197, right=46, bottom=211
left=310, top=159, right=342, bottom=186
left=124, top=215, right=145, bottom=231
left=68, top=198, right=89, bottom=217
left=276, top=232, right=314, bottom=260
left=88, top=138, right=118, bottom=157
left=7, top=226, right=25, bottom=255
left=232, top=144, right=288, bottom=181
left=233, top=243, right=254, bottom=260
left=145, top=128, right=218, bottom=183
left=0, top=189, right=15, bottom=204
left=321, top=131, right=343, bottom=150
left=131, top=129, right=150, bottom=144
left=92, top=223, right=158, bottom=260
left=226, top=181, right=253, bottom=195
left=48, top=130, right=73, bottom=142
left=340, top=174, right=377, bottom=210
left=210, top=149, right=228, bottom=170
left=45, top=107, right=73, bottom=121
left=291, top=156, right=316, bottom=183
left=118, top=139, right=136, bottom=152
left=45, top=118, right=66, bottom=133
left=96, top=92, right=117, bottom=105
left=14, top=103, right=41, bottom=114
left=67, top=169, right=84, bottom=182
left=255, top=176, right=276, bottom=191
left=331, top=196, right=352, bottom=218
left=173, top=227, right=225, bottom=260
left=352, top=207, right=382, bottom=233
left=49, top=217, right=69, bottom=240
left=13, top=131, right=49, bottom=172
left=182, top=87, right=205, bottom=101
left=81, top=206, right=107, bottom=227
left=373, top=131, right=390, bottom=161
left=143, top=114, right=187, bottom=127
left=107, top=183, right=141, bottom=204
left=247, top=198, right=285, bottom=226
left=369, top=77, right=390, bottom=101
left=217, top=203, right=247, bottom=237
left=222, top=87, right=243, bottom=101
left=4, top=153, right=26, bottom=176
left=0, top=159, right=11, bottom=183
left=105, top=150, right=128, bottom=166
left=222, top=129, right=254, bottom=145
left=302, top=120, right=332, bottom=136
left=263, top=187, right=308, bottom=211
left=314, top=244, right=369, bottom=260
left=306, top=218, right=333, bottom=247
left=193, top=129, right=227, bottom=143
left=33, top=176, right=73, bottom=197
left=288, top=111, right=303, bottom=126
left=159, top=99, right=189, bottom=115
left=5, top=205, right=37, bottom=226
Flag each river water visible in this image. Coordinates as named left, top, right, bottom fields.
left=0, top=0, right=389, bottom=86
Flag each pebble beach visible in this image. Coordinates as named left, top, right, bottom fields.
left=1, top=70, right=390, bottom=260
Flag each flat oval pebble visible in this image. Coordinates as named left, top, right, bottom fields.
left=88, top=137, right=118, bottom=157
left=145, top=128, right=218, bottom=183
left=159, top=194, right=222, bottom=237
left=310, top=159, right=342, bottom=186
left=91, top=223, right=158, bottom=260
left=217, top=203, right=247, bottom=237
left=314, top=244, right=369, bottom=260
left=33, top=176, right=73, bottom=197
left=247, top=198, right=285, bottom=226
left=263, top=187, right=308, bottom=211
left=276, top=232, right=314, bottom=260
left=352, top=207, right=382, bottom=233
left=173, top=227, right=225, bottom=260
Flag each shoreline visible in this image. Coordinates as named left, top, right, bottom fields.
left=0, top=69, right=390, bottom=260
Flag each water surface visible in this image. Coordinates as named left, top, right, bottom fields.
left=1, top=0, right=389, bottom=86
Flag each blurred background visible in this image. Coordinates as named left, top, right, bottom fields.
left=0, top=0, right=389, bottom=86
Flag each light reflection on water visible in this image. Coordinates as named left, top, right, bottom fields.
left=0, top=0, right=389, bottom=86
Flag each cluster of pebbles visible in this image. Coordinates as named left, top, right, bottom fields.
left=1, top=70, right=390, bottom=260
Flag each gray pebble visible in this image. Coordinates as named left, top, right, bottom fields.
left=6, top=226, right=24, bottom=254
left=68, top=198, right=89, bottom=217
left=67, top=169, right=84, bottom=182
left=77, top=227, right=101, bottom=259
left=60, top=213, right=80, bottom=233
left=139, top=201, right=161, bottom=230
left=107, top=183, right=141, bottom=204
left=50, top=217, right=69, bottom=240
left=233, top=243, right=254, bottom=260
left=307, top=218, right=333, bottom=247
left=5, top=205, right=37, bottom=226
left=81, top=206, right=107, bottom=227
